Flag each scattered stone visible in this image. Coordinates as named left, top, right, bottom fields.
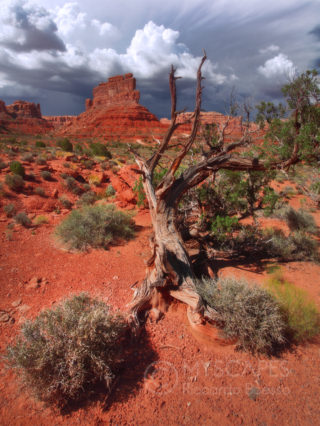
left=52, top=188, right=59, bottom=199
left=248, top=387, right=260, bottom=401
left=12, top=298, right=22, bottom=307
left=26, top=277, right=41, bottom=290
left=0, top=311, right=10, bottom=322
left=19, top=304, right=31, bottom=313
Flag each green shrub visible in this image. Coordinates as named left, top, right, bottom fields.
left=60, top=173, right=68, bottom=179
left=64, top=176, right=76, bottom=189
left=76, top=191, right=96, bottom=206
left=196, top=277, right=286, bottom=354
left=10, top=161, right=25, bottom=176
left=82, top=159, right=94, bottom=169
left=59, top=195, right=73, bottom=209
left=36, top=156, right=47, bottom=166
left=34, top=215, right=48, bottom=225
left=13, top=212, right=31, bottom=226
left=20, top=140, right=28, bottom=146
left=3, top=203, right=16, bottom=217
left=57, top=138, right=73, bottom=152
left=268, top=277, right=320, bottom=343
left=105, top=184, right=116, bottom=197
left=63, top=162, right=71, bottom=168
left=35, top=187, right=45, bottom=197
left=0, top=161, right=7, bottom=169
left=83, top=183, right=91, bottom=191
left=89, top=142, right=112, bottom=159
left=84, top=148, right=93, bottom=157
left=40, top=171, right=51, bottom=181
left=74, top=143, right=83, bottom=154
left=5, top=174, right=25, bottom=191
left=21, top=153, right=34, bottom=162
left=5, top=293, right=126, bottom=404
left=55, top=204, right=135, bottom=251
left=100, top=162, right=108, bottom=171
left=35, top=141, right=46, bottom=148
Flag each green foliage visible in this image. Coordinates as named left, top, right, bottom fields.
left=35, top=141, right=46, bottom=148
left=21, top=153, right=34, bottom=162
left=210, top=215, right=239, bottom=243
left=60, top=173, right=68, bottom=179
left=40, top=171, right=51, bottom=181
left=100, top=162, right=108, bottom=171
left=89, top=142, right=112, bottom=159
left=34, top=215, right=48, bottom=225
left=255, top=101, right=286, bottom=128
left=64, top=176, right=76, bottom=189
left=81, top=159, right=94, bottom=169
left=196, top=277, right=286, bottom=354
left=84, top=148, right=93, bottom=157
left=10, top=161, right=25, bottom=176
left=3, top=203, right=16, bottom=217
left=14, top=212, right=31, bottom=226
left=56, top=138, right=73, bottom=152
left=63, top=162, right=70, bottom=168
left=105, top=184, right=116, bottom=197
left=275, top=206, right=318, bottom=234
left=267, top=276, right=320, bottom=343
left=74, top=143, right=83, bottom=154
left=35, top=187, right=45, bottom=197
left=5, top=174, right=25, bottom=191
left=83, top=183, right=91, bottom=191
left=55, top=204, right=135, bottom=251
left=5, top=293, right=126, bottom=404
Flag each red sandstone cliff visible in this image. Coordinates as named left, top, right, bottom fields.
left=0, top=100, right=53, bottom=134
left=55, top=73, right=167, bottom=139
left=43, top=116, right=77, bottom=128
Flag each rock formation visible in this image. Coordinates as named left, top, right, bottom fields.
left=0, top=100, right=53, bottom=134
left=43, top=116, right=77, bottom=128
left=55, top=73, right=167, bottom=139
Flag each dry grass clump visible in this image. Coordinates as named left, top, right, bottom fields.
left=13, top=212, right=31, bottom=226
left=196, top=277, right=286, bottom=354
left=5, top=174, right=25, bottom=191
left=5, top=293, right=126, bottom=404
left=274, top=206, right=317, bottom=234
left=55, top=203, right=135, bottom=251
left=267, top=275, right=320, bottom=343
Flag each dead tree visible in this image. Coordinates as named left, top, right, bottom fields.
left=127, top=51, right=271, bottom=334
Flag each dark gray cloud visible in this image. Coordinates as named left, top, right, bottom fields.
left=0, top=0, right=319, bottom=119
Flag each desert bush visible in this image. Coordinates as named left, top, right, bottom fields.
left=13, top=212, right=31, bottom=226
left=275, top=206, right=317, bottom=234
left=21, top=153, right=34, bottom=162
left=63, top=162, right=71, bottom=168
left=76, top=191, right=96, bottom=206
left=84, top=148, right=93, bottom=157
left=100, top=162, right=108, bottom=171
left=5, top=174, right=25, bottom=191
left=35, top=187, right=45, bottom=197
left=5, top=293, right=126, bottom=404
left=36, top=156, right=47, bottom=166
left=89, top=142, right=112, bottom=159
left=20, top=140, right=28, bottom=146
left=0, top=161, right=7, bottom=169
left=88, top=175, right=100, bottom=187
left=47, top=153, right=56, bottom=161
left=105, top=184, right=116, bottom=197
left=40, top=171, right=51, bottom=181
left=74, top=143, right=83, bottom=154
left=35, top=141, right=46, bottom=148
left=83, top=183, right=91, bottom=191
left=34, top=215, right=48, bottom=225
left=59, top=195, right=73, bottom=209
left=265, top=229, right=319, bottom=262
left=60, top=173, right=68, bottom=179
left=10, top=161, right=25, bottom=176
left=196, top=277, right=286, bottom=354
left=82, top=159, right=94, bottom=169
left=3, top=203, right=16, bottom=217
left=268, top=276, right=320, bottom=343
left=55, top=204, right=135, bottom=250
left=56, top=138, right=73, bottom=152
left=64, top=176, right=76, bottom=189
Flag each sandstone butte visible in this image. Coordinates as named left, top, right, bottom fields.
left=43, top=115, right=77, bottom=128
left=0, top=100, right=54, bottom=135
left=54, top=73, right=168, bottom=140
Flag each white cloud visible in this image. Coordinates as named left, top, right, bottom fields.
left=50, top=3, right=86, bottom=35
left=259, top=45, right=280, bottom=55
left=258, top=53, right=296, bottom=78
left=91, top=19, right=121, bottom=39
left=89, top=21, right=227, bottom=84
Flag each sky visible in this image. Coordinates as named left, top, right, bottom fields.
left=0, top=0, right=319, bottom=119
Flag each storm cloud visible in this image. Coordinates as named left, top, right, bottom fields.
left=0, top=0, right=319, bottom=118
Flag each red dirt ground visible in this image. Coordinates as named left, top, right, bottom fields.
left=0, top=152, right=320, bottom=425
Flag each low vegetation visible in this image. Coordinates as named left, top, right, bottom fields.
left=54, top=203, right=135, bottom=251
left=5, top=293, right=126, bottom=404
left=5, top=174, right=25, bottom=191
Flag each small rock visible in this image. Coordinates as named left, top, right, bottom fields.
left=19, top=304, right=31, bottom=313
left=159, top=401, right=165, bottom=409
left=12, top=298, right=22, bottom=307
left=52, top=189, right=59, bottom=199
left=248, top=387, right=260, bottom=401
left=0, top=312, right=10, bottom=322
left=26, top=277, right=41, bottom=290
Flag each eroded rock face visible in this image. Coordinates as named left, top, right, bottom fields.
left=86, top=73, right=140, bottom=110
left=43, top=116, right=77, bottom=128
left=6, top=101, right=42, bottom=119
